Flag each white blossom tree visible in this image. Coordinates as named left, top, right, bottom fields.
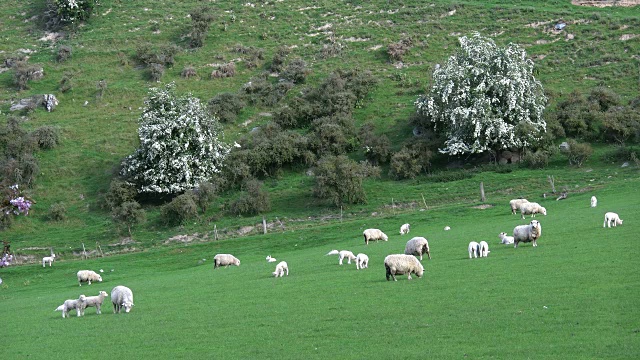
left=121, top=83, right=230, bottom=194
left=415, top=33, right=547, bottom=156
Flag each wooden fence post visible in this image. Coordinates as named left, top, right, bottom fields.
left=480, top=182, right=486, bottom=202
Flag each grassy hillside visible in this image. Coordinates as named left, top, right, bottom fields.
left=0, top=1, right=638, bottom=253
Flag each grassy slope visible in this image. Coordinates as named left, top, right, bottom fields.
left=1, top=175, right=638, bottom=358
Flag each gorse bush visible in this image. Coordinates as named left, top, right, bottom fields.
left=521, top=150, right=550, bottom=169
left=56, top=45, right=72, bottom=62
left=191, top=181, right=218, bottom=213
left=189, top=7, right=215, bottom=48
left=208, top=93, right=245, bottom=123
left=135, top=43, right=181, bottom=67
left=44, top=0, right=97, bottom=30
left=161, top=194, right=197, bottom=226
left=13, top=62, right=44, bottom=90
left=389, top=147, right=423, bottom=180
left=359, top=122, right=391, bottom=165
left=30, top=126, right=61, bottom=150
left=313, top=155, right=377, bottom=207
left=112, top=201, right=146, bottom=237
left=105, top=179, right=137, bottom=211
left=280, top=58, right=309, bottom=84
left=229, top=179, right=271, bottom=216
left=563, top=139, right=593, bottom=167
left=48, top=202, right=67, bottom=221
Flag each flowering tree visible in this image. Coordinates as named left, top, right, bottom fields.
left=415, top=33, right=547, bottom=156
left=121, top=83, right=230, bottom=194
left=45, top=0, right=97, bottom=29
left=0, top=184, right=33, bottom=230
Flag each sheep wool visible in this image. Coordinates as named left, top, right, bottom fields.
left=384, top=254, right=424, bottom=281
left=590, top=196, right=597, bottom=208
left=363, top=229, right=389, bottom=245
left=603, top=212, right=623, bottom=228
left=83, top=291, right=109, bottom=315
left=77, top=270, right=102, bottom=286
left=509, top=198, right=530, bottom=215
left=479, top=241, right=490, bottom=257
left=326, top=250, right=357, bottom=265
left=468, top=241, right=480, bottom=259
left=42, top=254, right=55, bottom=267
left=520, top=202, right=547, bottom=220
left=355, top=253, right=369, bottom=270
left=513, top=220, right=542, bottom=248
left=111, top=285, right=134, bottom=314
left=498, top=232, right=514, bottom=245
left=55, top=295, right=87, bottom=318
left=213, top=254, right=241, bottom=269
left=404, top=237, right=431, bottom=261
left=272, top=261, right=289, bottom=277
left=399, top=223, right=410, bottom=235
left=266, top=255, right=277, bottom=263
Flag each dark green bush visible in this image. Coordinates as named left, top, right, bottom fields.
left=309, top=114, right=358, bottom=157
left=105, top=179, right=137, bottom=210
left=30, top=126, right=61, bottom=150
left=280, top=58, right=309, bottom=84
left=601, top=106, right=640, bottom=144
left=190, top=7, right=215, bottom=48
left=112, top=201, right=146, bottom=236
left=192, top=181, right=218, bottom=213
left=208, top=93, right=245, bottom=123
left=135, top=43, right=180, bottom=67
left=161, top=193, right=198, bottom=226
left=229, top=179, right=271, bottom=216
left=13, top=62, right=44, bottom=90
left=149, top=63, right=164, bottom=82
left=521, top=150, right=550, bottom=169
left=359, top=122, right=391, bottom=165
left=562, top=139, right=593, bottom=167
left=181, top=65, right=197, bottom=79
left=57, top=45, right=72, bottom=62
left=389, top=147, right=423, bottom=180
left=313, top=155, right=374, bottom=207
left=426, top=170, right=474, bottom=183
left=48, top=202, right=66, bottom=221
left=269, top=46, right=290, bottom=73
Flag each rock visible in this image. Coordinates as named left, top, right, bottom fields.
left=621, top=162, right=629, bottom=168
left=559, top=142, right=570, bottom=151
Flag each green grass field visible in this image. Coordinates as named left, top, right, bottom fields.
left=2, top=171, right=638, bottom=358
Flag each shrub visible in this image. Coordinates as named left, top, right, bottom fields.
left=48, top=202, right=66, bottom=221
left=56, top=45, right=72, bottom=62
left=96, top=79, right=107, bottom=99
left=280, top=58, right=309, bottom=84
left=161, top=193, right=198, bottom=226
left=229, top=179, right=271, bottom=216
left=149, top=63, right=164, bottom=82
left=59, top=72, right=74, bottom=93
left=562, top=139, right=593, bottom=167
left=309, top=115, right=358, bottom=157
left=313, top=155, right=374, bottom=207
left=387, top=38, right=412, bottom=62
left=181, top=65, right=197, bottom=79
left=359, top=122, right=391, bottom=165
left=241, top=74, right=291, bottom=106
left=44, top=0, right=98, bottom=30
left=389, top=148, right=423, bottom=180
left=13, top=62, right=44, bottom=90
left=521, top=150, right=550, bottom=169
left=601, top=106, right=640, bottom=144
left=192, top=181, right=218, bottom=213
left=135, top=43, right=181, bottom=67
left=112, top=201, right=146, bottom=236
left=211, top=62, right=236, bottom=78
left=270, top=46, right=290, bottom=73
left=189, top=7, right=215, bottom=48
left=30, top=126, right=61, bottom=150
left=105, top=179, right=137, bottom=210
left=208, top=93, right=245, bottom=123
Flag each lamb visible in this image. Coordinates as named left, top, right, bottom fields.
left=479, top=241, right=490, bottom=257
left=603, top=212, right=623, bottom=228
left=399, top=223, right=410, bottom=235
left=384, top=254, right=424, bottom=281
left=363, top=228, right=388, bottom=245
left=404, top=237, right=431, bottom=261
left=82, top=291, right=109, bottom=315
left=509, top=198, right=530, bottom=215
left=42, top=254, right=55, bottom=267
left=77, top=270, right=102, bottom=286
left=591, top=196, right=597, bottom=208
left=111, top=285, right=134, bottom=313
left=272, top=261, right=289, bottom=277
left=326, top=250, right=357, bottom=265
left=520, top=202, right=547, bottom=220
left=513, top=220, right=542, bottom=248
left=468, top=241, right=480, bottom=259
left=213, top=254, right=241, bottom=269
left=55, top=295, right=87, bottom=318
left=265, top=255, right=277, bottom=263
left=444, top=226, right=451, bottom=231
left=355, top=253, right=369, bottom=270
left=498, top=232, right=514, bottom=245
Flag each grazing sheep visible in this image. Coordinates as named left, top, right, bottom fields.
left=479, top=241, right=490, bottom=257
left=355, top=253, right=369, bottom=270
left=404, top=237, right=431, bottom=261
left=520, top=202, right=547, bottom=220
left=266, top=255, right=277, bottom=263
left=603, top=212, right=623, bottom=228
left=111, top=285, right=134, bottom=314
left=591, top=196, right=597, bottom=208
left=363, top=228, right=388, bottom=245
left=498, top=232, right=514, bottom=245
left=468, top=241, right=480, bottom=259
left=513, top=220, right=542, bottom=248
left=82, top=291, right=109, bottom=315
left=42, top=254, right=55, bottom=267
left=272, top=261, right=289, bottom=277
left=444, top=226, right=451, bottom=231
left=55, top=295, right=87, bottom=318
left=399, top=223, right=411, bottom=235
left=77, top=270, right=102, bottom=286
left=384, top=254, right=424, bottom=281
left=213, top=254, right=241, bottom=269
left=326, top=250, right=357, bottom=265
left=509, top=198, right=530, bottom=215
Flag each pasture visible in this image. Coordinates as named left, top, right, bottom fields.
left=2, top=175, right=638, bottom=359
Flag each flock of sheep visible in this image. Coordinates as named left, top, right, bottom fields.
left=209, top=195, right=624, bottom=282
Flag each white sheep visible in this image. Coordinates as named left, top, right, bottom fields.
left=509, top=198, right=530, bottom=215
left=213, top=254, right=241, bottom=269
left=479, top=241, right=490, bottom=257
left=363, top=228, right=388, bottom=245
left=82, top=290, right=109, bottom=315
left=42, top=254, right=55, bottom=267
left=468, top=241, right=480, bottom=259
left=399, top=223, right=410, bottom=235
left=404, top=237, right=431, bottom=261
left=355, top=253, right=369, bottom=270
left=498, top=232, right=514, bottom=245
left=272, top=261, right=289, bottom=277
left=77, top=270, right=102, bottom=286
left=111, top=285, right=134, bottom=313
left=444, top=226, right=451, bottom=231
left=326, top=250, right=357, bottom=265
left=591, top=196, right=597, bottom=208
left=513, top=220, right=542, bottom=248
left=384, top=254, right=424, bottom=281
left=265, top=255, right=277, bottom=263
left=520, top=202, right=547, bottom=220
left=603, top=212, right=623, bottom=228
left=55, top=295, right=87, bottom=318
